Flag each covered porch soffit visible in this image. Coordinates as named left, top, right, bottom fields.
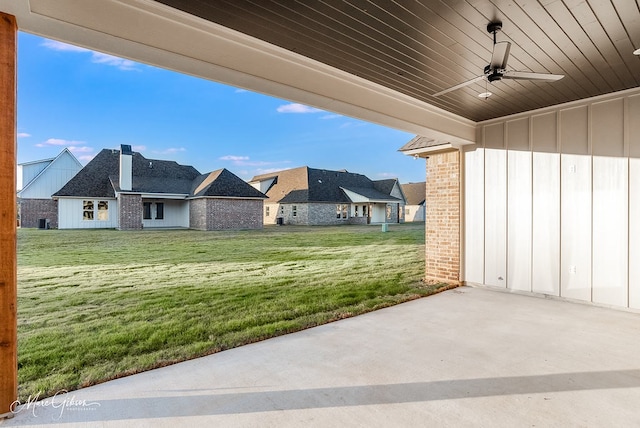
left=0, top=0, right=476, bottom=147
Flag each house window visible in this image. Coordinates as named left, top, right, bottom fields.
left=143, top=202, right=152, bottom=220
left=97, top=201, right=109, bottom=221
left=406, top=208, right=411, bottom=216
left=292, top=205, right=297, bottom=216
left=363, top=205, right=368, bottom=217
left=354, top=205, right=359, bottom=217
left=336, top=204, right=347, bottom=219
left=83, top=201, right=94, bottom=220
left=265, top=206, right=270, bottom=217
left=279, top=206, right=284, bottom=215
left=155, top=203, right=164, bottom=220
left=386, top=204, right=392, bottom=220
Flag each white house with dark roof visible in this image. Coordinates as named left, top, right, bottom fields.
left=249, top=166, right=405, bottom=226
left=17, top=148, right=83, bottom=228
left=53, top=145, right=266, bottom=230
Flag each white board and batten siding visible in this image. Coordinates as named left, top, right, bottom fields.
left=465, top=88, right=640, bottom=310
left=142, top=200, right=189, bottom=228
left=58, top=198, right=119, bottom=229
left=18, top=150, right=82, bottom=198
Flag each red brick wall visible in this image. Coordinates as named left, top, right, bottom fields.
left=19, top=199, right=58, bottom=228
left=425, top=151, right=461, bottom=284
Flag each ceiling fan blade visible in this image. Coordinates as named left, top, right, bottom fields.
left=503, top=70, right=565, bottom=81
left=490, top=41, right=511, bottom=70
left=433, top=75, right=485, bottom=97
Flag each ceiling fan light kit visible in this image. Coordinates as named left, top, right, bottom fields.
left=434, top=21, right=564, bottom=97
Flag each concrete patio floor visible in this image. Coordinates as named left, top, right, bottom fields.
left=3, top=286, right=640, bottom=427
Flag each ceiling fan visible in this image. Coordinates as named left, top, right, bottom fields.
left=433, top=21, right=564, bottom=97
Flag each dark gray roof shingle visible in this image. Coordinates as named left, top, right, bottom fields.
left=250, top=166, right=401, bottom=204
left=191, top=169, right=266, bottom=198
left=54, top=149, right=262, bottom=199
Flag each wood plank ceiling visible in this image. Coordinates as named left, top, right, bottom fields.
left=155, top=0, right=640, bottom=122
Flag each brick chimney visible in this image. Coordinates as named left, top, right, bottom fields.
left=119, top=144, right=133, bottom=191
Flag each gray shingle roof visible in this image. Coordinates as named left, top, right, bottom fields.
left=401, top=182, right=426, bottom=205
left=250, top=166, right=401, bottom=204
left=191, top=169, right=266, bottom=198
left=341, top=186, right=401, bottom=201
left=398, top=135, right=449, bottom=152
left=372, top=179, right=397, bottom=195
left=54, top=149, right=263, bottom=199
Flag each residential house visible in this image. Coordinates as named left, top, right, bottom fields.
left=17, top=148, right=83, bottom=228
left=401, top=182, right=426, bottom=222
left=249, top=166, right=405, bottom=225
left=53, top=145, right=266, bottom=230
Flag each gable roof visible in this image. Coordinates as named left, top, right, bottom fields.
left=250, top=166, right=401, bottom=204
left=372, top=179, right=398, bottom=195
left=401, top=182, right=426, bottom=206
left=18, top=148, right=82, bottom=197
left=54, top=149, right=259, bottom=199
left=191, top=168, right=266, bottom=199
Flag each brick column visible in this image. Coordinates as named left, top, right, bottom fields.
left=118, top=194, right=143, bottom=230
left=0, top=12, right=17, bottom=418
left=425, top=150, right=461, bottom=284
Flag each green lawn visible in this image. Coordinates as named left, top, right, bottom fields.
left=17, top=223, right=442, bottom=399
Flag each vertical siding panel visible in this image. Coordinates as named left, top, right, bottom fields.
left=464, top=147, right=484, bottom=284
left=484, top=148, right=507, bottom=287
left=532, top=152, right=560, bottom=295
left=507, top=150, right=532, bottom=291
left=592, top=99, right=624, bottom=157
left=592, top=157, right=628, bottom=307
left=629, top=158, right=640, bottom=309
left=629, top=95, right=640, bottom=309
left=560, top=154, right=592, bottom=301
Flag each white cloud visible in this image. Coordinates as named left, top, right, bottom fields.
left=234, top=88, right=248, bottom=93
left=276, top=103, right=322, bottom=114
left=36, top=138, right=86, bottom=148
left=132, top=145, right=147, bottom=152
left=255, top=167, right=286, bottom=175
left=17, top=132, right=31, bottom=138
left=219, top=155, right=250, bottom=161
left=68, top=146, right=94, bottom=153
left=153, top=147, right=186, bottom=155
left=42, top=39, right=139, bottom=71
left=321, top=114, right=342, bottom=120
left=91, top=52, right=138, bottom=71
left=77, top=154, right=96, bottom=163
left=41, top=40, right=90, bottom=53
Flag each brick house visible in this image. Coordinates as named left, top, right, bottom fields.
left=400, top=182, right=426, bottom=222
left=17, top=148, right=83, bottom=228
left=249, top=166, right=405, bottom=225
left=53, top=145, right=266, bottom=230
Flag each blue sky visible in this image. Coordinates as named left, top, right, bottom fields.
left=17, top=32, right=424, bottom=183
